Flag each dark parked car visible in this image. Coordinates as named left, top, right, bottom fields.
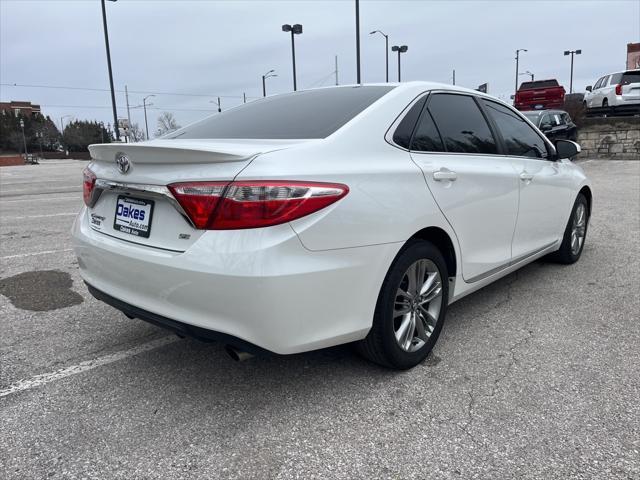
left=522, top=110, right=577, bottom=142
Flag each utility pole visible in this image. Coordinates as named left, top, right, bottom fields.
left=355, top=0, right=361, bottom=84
left=243, top=92, right=246, bottom=104
left=335, top=55, right=339, bottom=85
left=101, top=0, right=120, bottom=140
left=143, top=94, right=154, bottom=140
left=453, top=69, right=456, bottom=85
left=515, top=48, right=527, bottom=99
left=217, top=97, right=221, bottom=112
left=125, top=85, right=132, bottom=141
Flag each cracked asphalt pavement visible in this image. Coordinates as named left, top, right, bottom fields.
left=1, top=159, right=639, bottom=479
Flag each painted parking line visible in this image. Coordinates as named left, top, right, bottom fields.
left=0, top=336, right=180, bottom=398
left=1, top=248, right=74, bottom=260
left=5, top=212, right=77, bottom=220
left=0, top=195, right=79, bottom=203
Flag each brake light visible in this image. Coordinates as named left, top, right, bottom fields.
left=167, top=182, right=227, bottom=229
left=83, top=167, right=96, bottom=206
left=169, top=181, right=349, bottom=230
left=615, top=84, right=622, bottom=95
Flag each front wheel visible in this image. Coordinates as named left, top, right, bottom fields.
left=549, top=193, right=589, bottom=264
left=357, top=240, right=449, bottom=369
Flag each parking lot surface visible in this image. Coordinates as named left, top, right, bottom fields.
left=1, top=158, right=638, bottom=479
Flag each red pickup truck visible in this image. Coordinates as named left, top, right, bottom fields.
left=514, top=79, right=566, bottom=111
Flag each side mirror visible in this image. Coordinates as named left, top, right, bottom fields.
left=586, top=86, right=592, bottom=92
left=555, top=139, right=581, bottom=159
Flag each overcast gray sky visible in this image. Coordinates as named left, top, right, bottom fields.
left=1, top=0, right=638, bottom=136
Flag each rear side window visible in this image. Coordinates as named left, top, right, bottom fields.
left=411, top=110, right=445, bottom=152
left=393, top=96, right=426, bottom=149
left=483, top=100, right=548, bottom=158
left=622, top=71, right=640, bottom=85
left=609, top=73, right=623, bottom=84
left=168, top=86, right=394, bottom=139
left=426, top=94, right=497, bottom=154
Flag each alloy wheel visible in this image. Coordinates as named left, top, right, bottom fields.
left=393, top=259, right=443, bottom=352
left=570, top=203, right=587, bottom=255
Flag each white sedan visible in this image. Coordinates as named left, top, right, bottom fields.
left=73, top=82, right=592, bottom=369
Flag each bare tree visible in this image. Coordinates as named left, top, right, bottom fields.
left=156, top=112, right=181, bottom=137
left=128, top=123, right=146, bottom=142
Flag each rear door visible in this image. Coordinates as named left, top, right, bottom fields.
left=481, top=100, right=573, bottom=260
left=409, top=92, right=519, bottom=282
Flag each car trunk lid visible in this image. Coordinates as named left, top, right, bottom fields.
left=85, top=138, right=307, bottom=251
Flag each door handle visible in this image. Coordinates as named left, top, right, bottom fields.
left=433, top=169, right=457, bottom=182
left=520, top=172, right=534, bottom=182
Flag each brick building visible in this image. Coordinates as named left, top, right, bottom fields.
left=0, top=101, right=41, bottom=116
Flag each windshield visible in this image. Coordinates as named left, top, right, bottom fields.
left=167, top=86, right=395, bottom=140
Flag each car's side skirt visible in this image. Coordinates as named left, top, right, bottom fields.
left=449, top=240, right=560, bottom=304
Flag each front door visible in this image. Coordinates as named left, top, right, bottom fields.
left=409, top=93, right=520, bottom=282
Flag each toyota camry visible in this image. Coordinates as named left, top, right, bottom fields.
left=73, top=82, right=592, bottom=369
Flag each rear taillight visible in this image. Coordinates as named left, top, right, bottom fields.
left=615, top=84, right=622, bottom=95
left=83, top=167, right=96, bottom=206
left=168, top=181, right=349, bottom=230
left=167, top=182, right=227, bottom=229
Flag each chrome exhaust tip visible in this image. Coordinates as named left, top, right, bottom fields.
left=224, top=345, right=254, bottom=362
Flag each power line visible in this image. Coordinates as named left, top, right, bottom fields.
left=0, top=82, right=255, bottom=100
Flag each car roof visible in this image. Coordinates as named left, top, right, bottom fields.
left=599, top=69, right=640, bottom=76
left=522, top=109, right=567, bottom=115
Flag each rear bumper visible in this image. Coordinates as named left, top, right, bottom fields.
left=72, top=208, right=400, bottom=354
left=86, top=282, right=273, bottom=355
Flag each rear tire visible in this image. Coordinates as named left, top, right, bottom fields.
left=357, top=240, right=449, bottom=369
left=548, top=193, right=589, bottom=264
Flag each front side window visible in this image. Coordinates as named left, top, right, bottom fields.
left=600, top=75, right=611, bottom=88
left=482, top=100, right=548, bottom=158
left=426, top=94, right=497, bottom=154
left=168, top=86, right=395, bottom=139
left=593, top=77, right=604, bottom=90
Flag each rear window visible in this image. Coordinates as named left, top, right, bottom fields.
left=621, top=71, right=640, bottom=85
left=167, top=86, right=395, bottom=139
left=522, top=112, right=541, bottom=125
left=519, top=80, right=560, bottom=90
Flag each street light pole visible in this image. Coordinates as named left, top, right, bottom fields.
left=370, top=30, right=389, bottom=82
left=101, top=0, right=120, bottom=140
left=143, top=94, right=155, bottom=140
left=19, top=119, right=27, bottom=157
left=282, top=24, right=303, bottom=91
left=515, top=48, right=527, bottom=98
left=564, top=49, right=582, bottom=94
left=391, top=45, right=408, bottom=82
left=262, top=69, right=276, bottom=97
left=60, top=114, right=72, bottom=134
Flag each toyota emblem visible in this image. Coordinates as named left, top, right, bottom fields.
left=115, top=152, right=130, bottom=174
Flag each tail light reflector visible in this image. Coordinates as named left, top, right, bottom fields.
left=615, top=84, right=622, bottom=95
left=83, top=167, right=96, bottom=206
left=168, top=181, right=348, bottom=230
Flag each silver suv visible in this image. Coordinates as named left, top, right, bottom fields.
left=584, top=69, right=640, bottom=114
